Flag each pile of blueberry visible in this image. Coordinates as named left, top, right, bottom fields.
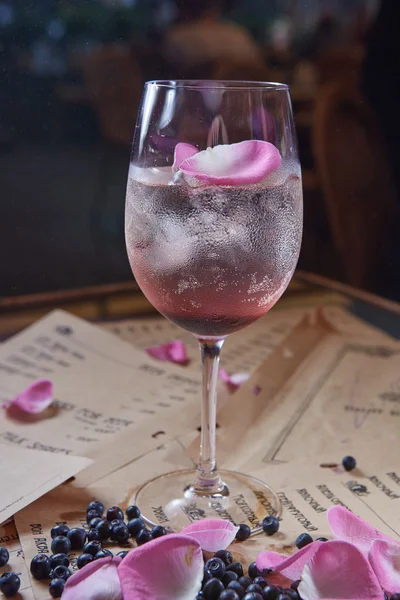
left=0, top=547, right=21, bottom=598
left=29, top=499, right=166, bottom=598
left=196, top=551, right=300, bottom=600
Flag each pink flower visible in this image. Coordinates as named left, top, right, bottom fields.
left=145, top=340, right=189, bottom=365
left=173, top=140, right=281, bottom=186
left=2, top=379, right=53, bottom=414
left=63, top=519, right=237, bottom=600
left=219, top=368, right=249, bottom=392
left=63, top=557, right=123, bottom=600
left=257, top=506, right=400, bottom=598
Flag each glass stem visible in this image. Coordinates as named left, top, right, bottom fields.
left=194, top=337, right=226, bottom=495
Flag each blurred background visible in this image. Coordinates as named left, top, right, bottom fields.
left=1, top=0, right=399, bottom=300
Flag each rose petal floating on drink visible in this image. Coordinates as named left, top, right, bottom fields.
left=173, top=140, right=281, bottom=185
left=2, top=378, right=53, bottom=414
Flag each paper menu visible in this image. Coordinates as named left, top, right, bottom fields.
left=216, top=318, right=400, bottom=471
left=0, top=310, right=201, bottom=462
left=0, top=445, right=91, bottom=526
left=0, top=520, right=34, bottom=600
left=103, top=305, right=391, bottom=376
left=14, top=449, right=400, bottom=600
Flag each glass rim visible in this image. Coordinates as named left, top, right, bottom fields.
left=145, top=79, right=289, bottom=91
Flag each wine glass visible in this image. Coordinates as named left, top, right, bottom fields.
left=125, top=80, right=303, bottom=533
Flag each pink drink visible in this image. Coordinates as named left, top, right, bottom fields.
left=125, top=166, right=302, bottom=337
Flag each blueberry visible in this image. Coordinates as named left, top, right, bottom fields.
left=30, top=554, right=52, bottom=579
left=247, top=584, right=263, bottom=594
left=95, top=549, right=113, bottom=559
left=243, top=593, right=263, bottom=600
left=151, top=525, right=167, bottom=539
left=50, top=524, right=69, bottom=539
left=67, top=527, right=87, bottom=550
left=106, top=506, right=124, bottom=522
left=51, top=535, right=72, bottom=555
left=205, top=557, right=226, bottom=579
left=391, top=595, right=400, bottom=600
left=238, top=576, right=252, bottom=589
left=117, top=550, right=129, bottom=559
left=89, top=517, right=104, bottom=530
left=342, top=456, right=356, bottom=471
left=49, top=578, right=65, bottom=598
left=87, top=508, right=102, bottom=523
left=87, top=530, right=102, bottom=542
left=276, top=594, right=292, bottom=600
left=51, top=565, right=71, bottom=581
left=235, top=524, right=251, bottom=542
left=110, top=519, right=122, bottom=529
left=0, top=572, right=21, bottom=597
left=50, top=554, right=70, bottom=569
left=290, top=581, right=300, bottom=591
left=280, top=590, right=298, bottom=600
left=95, top=520, right=113, bottom=540
left=83, top=540, right=102, bottom=556
left=262, top=516, right=279, bottom=536
left=202, top=577, right=224, bottom=599
left=248, top=562, right=262, bottom=580
left=253, top=577, right=268, bottom=589
left=126, top=505, right=141, bottom=520
left=77, top=553, right=94, bottom=569
left=214, top=549, right=233, bottom=566
left=262, top=585, right=281, bottom=599
left=112, top=523, right=130, bottom=543
left=226, top=562, right=244, bottom=578
left=295, top=533, right=313, bottom=549
left=227, top=581, right=246, bottom=599
left=219, top=591, right=240, bottom=600
left=0, top=547, right=9, bottom=567
left=136, top=528, right=152, bottom=545
left=202, top=567, right=212, bottom=585
left=221, top=570, right=238, bottom=586
left=315, top=537, right=328, bottom=542
left=87, top=500, right=105, bottom=515
left=127, top=518, right=145, bottom=537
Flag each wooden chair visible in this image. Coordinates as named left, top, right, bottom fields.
left=313, top=79, right=397, bottom=292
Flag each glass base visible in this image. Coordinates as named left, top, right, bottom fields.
left=133, top=469, right=281, bottom=534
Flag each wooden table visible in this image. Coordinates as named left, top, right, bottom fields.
left=1, top=272, right=399, bottom=341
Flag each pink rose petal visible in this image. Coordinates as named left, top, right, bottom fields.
left=219, top=368, right=249, bottom=392
left=63, top=556, right=122, bottom=600
left=181, top=518, right=239, bottom=552
left=145, top=341, right=189, bottom=365
left=327, top=506, right=395, bottom=556
left=118, top=534, right=203, bottom=600
left=256, top=542, right=322, bottom=581
left=173, top=143, right=199, bottom=170
left=369, top=539, right=400, bottom=595
left=298, top=540, right=383, bottom=600
left=3, top=379, right=53, bottom=414
left=177, top=140, right=281, bottom=186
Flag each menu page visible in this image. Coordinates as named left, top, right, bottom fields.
left=0, top=310, right=201, bottom=485
left=0, top=445, right=91, bottom=525
left=216, top=326, right=400, bottom=471
left=103, top=305, right=391, bottom=375
left=0, top=520, right=34, bottom=600
left=14, top=447, right=400, bottom=600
